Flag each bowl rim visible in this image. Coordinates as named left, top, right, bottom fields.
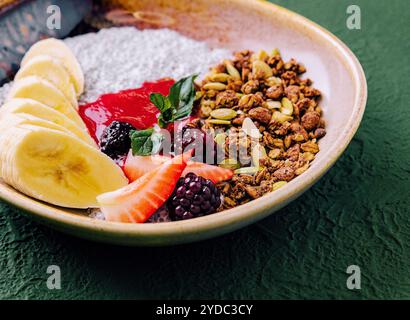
left=0, top=0, right=367, bottom=243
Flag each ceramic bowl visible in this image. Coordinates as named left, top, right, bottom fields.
left=0, top=0, right=367, bottom=246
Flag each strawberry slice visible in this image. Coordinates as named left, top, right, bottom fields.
left=124, top=151, right=233, bottom=184
left=123, top=152, right=169, bottom=182
left=97, top=151, right=192, bottom=223
left=182, top=161, right=233, bottom=184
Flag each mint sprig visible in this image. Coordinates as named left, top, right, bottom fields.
left=168, top=74, right=198, bottom=121
left=130, top=74, right=197, bottom=156
left=149, top=93, right=173, bottom=126
left=150, top=74, right=198, bottom=127
left=130, top=128, right=163, bottom=156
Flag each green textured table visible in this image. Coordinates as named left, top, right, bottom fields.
left=1, top=0, right=409, bottom=300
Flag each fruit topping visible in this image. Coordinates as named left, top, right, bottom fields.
left=78, top=79, right=174, bottom=144
left=124, top=150, right=233, bottom=183
left=99, top=121, right=136, bottom=160
left=15, top=55, right=78, bottom=109
left=97, top=150, right=192, bottom=223
left=181, top=161, right=233, bottom=184
left=167, top=172, right=222, bottom=221
left=20, top=38, right=84, bottom=96
left=0, top=125, right=127, bottom=208
left=7, top=76, right=86, bottom=128
left=173, top=124, right=218, bottom=163
left=0, top=98, right=96, bottom=147
left=123, top=152, right=168, bottom=181
left=128, top=75, right=200, bottom=156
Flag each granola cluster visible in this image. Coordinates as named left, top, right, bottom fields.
left=194, top=49, right=326, bottom=209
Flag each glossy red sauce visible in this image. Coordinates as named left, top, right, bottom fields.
left=79, top=78, right=175, bottom=144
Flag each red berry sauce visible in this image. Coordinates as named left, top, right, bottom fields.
left=78, top=78, right=175, bottom=144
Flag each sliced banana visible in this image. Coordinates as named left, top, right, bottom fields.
left=15, top=55, right=78, bottom=109
left=0, top=113, right=77, bottom=139
left=7, top=76, right=86, bottom=129
left=0, top=99, right=96, bottom=147
left=20, top=38, right=84, bottom=96
left=0, top=125, right=128, bottom=208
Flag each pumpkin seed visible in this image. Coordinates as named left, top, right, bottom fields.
left=266, top=76, right=282, bottom=87
left=234, top=167, right=260, bottom=175
left=206, top=119, right=231, bottom=125
left=251, top=144, right=267, bottom=167
left=224, top=61, right=241, bottom=80
left=252, top=60, right=273, bottom=79
left=210, top=108, right=237, bottom=120
left=241, top=117, right=262, bottom=139
left=281, top=97, right=294, bottom=116
left=265, top=100, right=282, bottom=110
left=200, top=105, right=212, bottom=117
left=271, top=111, right=293, bottom=123
left=254, top=50, right=269, bottom=61
left=293, top=133, right=305, bottom=142
left=219, top=158, right=240, bottom=170
left=203, top=82, right=227, bottom=91
left=209, top=73, right=231, bottom=83
left=272, top=181, right=287, bottom=191
left=271, top=48, right=281, bottom=57
left=214, top=133, right=227, bottom=146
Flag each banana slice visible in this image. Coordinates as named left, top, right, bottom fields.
left=7, top=76, right=86, bottom=129
left=15, top=55, right=78, bottom=109
left=0, top=125, right=128, bottom=208
left=20, top=38, right=84, bottom=96
left=0, top=99, right=96, bottom=147
left=0, top=113, right=76, bottom=138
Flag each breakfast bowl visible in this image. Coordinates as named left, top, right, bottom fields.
left=0, top=0, right=367, bottom=246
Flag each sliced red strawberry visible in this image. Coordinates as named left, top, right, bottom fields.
left=123, top=150, right=169, bottom=182
left=124, top=151, right=233, bottom=184
left=97, top=150, right=192, bottom=223
left=182, top=161, right=233, bottom=184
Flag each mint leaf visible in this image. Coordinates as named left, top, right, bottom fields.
left=150, top=93, right=173, bottom=123
left=150, top=132, right=163, bottom=154
left=169, top=74, right=198, bottom=120
left=149, top=74, right=198, bottom=127
left=130, top=128, right=163, bottom=156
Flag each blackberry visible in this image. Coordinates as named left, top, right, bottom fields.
left=100, top=121, right=135, bottom=160
left=173, top=125, right=221, bottom=164
left=168, top=173, right=222, bottom=221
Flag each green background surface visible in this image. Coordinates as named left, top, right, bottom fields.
left=0, top=0, right=409, bottom=300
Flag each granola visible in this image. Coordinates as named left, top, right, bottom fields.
left=195, top=49, right=326, bottom=209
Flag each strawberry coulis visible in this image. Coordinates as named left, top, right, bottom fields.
left=78, top=78, right=175, bottom=145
